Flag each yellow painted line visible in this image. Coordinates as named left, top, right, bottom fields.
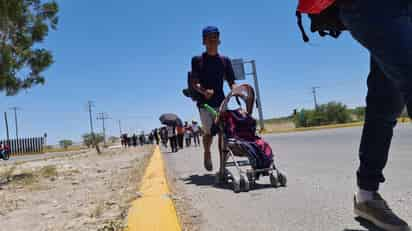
left=125, top=146, right=181, bottom=231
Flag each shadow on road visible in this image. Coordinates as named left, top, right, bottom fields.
left=343, top=217, right=386, bottom=231
left=181, top=174, right=280, bottom=192
left=181, top=174, right=215, bottom=187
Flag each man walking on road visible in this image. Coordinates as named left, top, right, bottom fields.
left=191, top=120, right=201, bottom=146
left=190, top=26, right=236, bottom=172
left=167, top=125, right=178, bottom=153
left=176, top=125, right=185, bottom=150
left=153, top=128, right=160, bottom=145
left=299, top=0, right=411, bottom=230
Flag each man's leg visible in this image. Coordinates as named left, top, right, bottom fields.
left=172, top=137, right=176, bottom=152
left=202, top=134, right=213, bottom=171
left=340, top=1, right=411, bottom=229
left=169, top=138, right=173, bottom=152
left=354, top=58, right=408, bottom=231
left=194, top=133, right=199, bottom=145
left=358, top=58, right=404, bottom=192
left=179, top=135, right=184, bottom=149
left=199, top=108, right=215, bottom=171
left=174, top=136, right=178, bottom=152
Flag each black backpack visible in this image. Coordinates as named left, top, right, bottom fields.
left=296, top=0, right=347, bottom=42
left=182, top=54, right=228, bottom=102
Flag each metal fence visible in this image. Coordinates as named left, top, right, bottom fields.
left=1, top=137, right=44, bottom=156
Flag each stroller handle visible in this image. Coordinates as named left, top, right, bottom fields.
left=217, top=84, right=256, bottom=121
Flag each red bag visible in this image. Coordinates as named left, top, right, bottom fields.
left=296, top=0, right=345, bottom=42
left=297, top=0, right=336, bottom=14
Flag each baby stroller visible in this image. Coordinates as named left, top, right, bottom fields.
left=214, top=84, right=287, bottom=193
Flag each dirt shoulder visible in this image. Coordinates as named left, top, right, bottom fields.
left=0, top=146, right=152, bottom=231
left=163, top=150, right=203, bottom=231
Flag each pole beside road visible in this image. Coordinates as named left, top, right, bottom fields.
left=235, top=59, right=265, bottom=131
left=250, top=60, right=265, bottom=131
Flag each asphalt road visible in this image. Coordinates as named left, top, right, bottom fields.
left=164, top=123, right=412, bottom=231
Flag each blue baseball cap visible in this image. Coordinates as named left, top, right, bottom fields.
left=202, top=26, right=220, bottom=37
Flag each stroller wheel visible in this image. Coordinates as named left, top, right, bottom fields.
left=246, top=172, right=255, bottom=189
left=215, top=169, right=230, bottom=185
left=231, top=173, right=241, bottom=193
left=277, top=171, right=287, bottom=187
left=240, top=174, right=250, bottom=192
left=233, top=178, right=241, bottom=193
left=269, top=173, right=279, bottom=188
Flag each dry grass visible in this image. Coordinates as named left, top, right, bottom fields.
left=39, top=165, right=58, bottom=178
left=120, top=153, right=152, bottom=210
left=91, top=201, right=104, bottom=218
left=99, top=150, right=152, bottom=231
left=263, top=121, right=364, bottom=134
left=0, top=165, right=58, bottom=189
left=0, top=165, right=17, bottom=183
left=11, top=172, right=37, bottom=186
left=43, top=145, right=84, bottom=153
left=263, top=117, right=411, bottom=135
left=98, top=220, right=124, bottom=231
left=399, top=117, right=411, bottom=123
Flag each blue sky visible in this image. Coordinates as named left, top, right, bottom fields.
left=0, top=0, right=370, bottom=144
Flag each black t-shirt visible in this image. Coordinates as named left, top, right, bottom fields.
left=191, top=53, right=236, bottom=108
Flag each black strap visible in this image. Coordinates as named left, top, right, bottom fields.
left=198, top=53, right=228, bottom=80
left=296, top=11, right=309, bottom=42
left=198, top=53, right=227, bottom=70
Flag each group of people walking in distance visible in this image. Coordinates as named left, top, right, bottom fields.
left=162, top=120, right=202, bottom=153
left=120, top=120, right=202, bottom=153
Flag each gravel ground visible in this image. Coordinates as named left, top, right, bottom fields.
left=0, top=146, right=152, bottom=231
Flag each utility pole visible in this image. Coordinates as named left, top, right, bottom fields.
left=118, top=120, right=122, bottom=137
left=4, top=112, right=10, bottom=153
left=4, top=112, right=10, bottom=142
left=96, top=112, right=111, bottom=146
left=87, top=101, right=100, bottom=153
left=312, top=87, right=320, bottom=110
left=9, top=107, right=20, bottom=140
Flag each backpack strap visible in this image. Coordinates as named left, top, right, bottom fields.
left=296, top=11, right=310, bottom=42
left=198, top=53, right=227, bottom=70
left=219, top=55, right=227, bottom=70
left=218, top=55, right=228, bottom=80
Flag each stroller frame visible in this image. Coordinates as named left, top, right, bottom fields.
left=215, top=84, right=287, bottom=193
